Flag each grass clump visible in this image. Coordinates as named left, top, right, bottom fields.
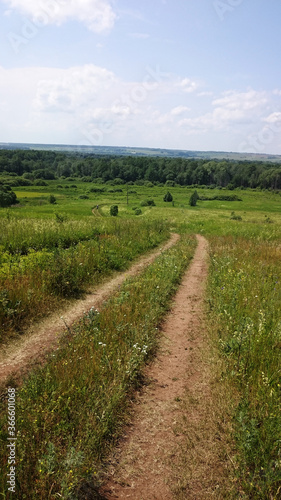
left=0, top=235, right=196, bottom=499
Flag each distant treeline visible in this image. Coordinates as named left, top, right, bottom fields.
left=1, top=149, right=281, bottom=190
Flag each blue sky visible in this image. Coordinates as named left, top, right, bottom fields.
left=0, top=0, right=281, bottom=153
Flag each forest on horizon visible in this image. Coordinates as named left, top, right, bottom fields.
left=1, top=148, right=281, bottom=190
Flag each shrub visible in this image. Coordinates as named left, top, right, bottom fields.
left=164, top=191, right=173, bottom=202
left=55, top=212, right=68, bottom=223
left=110, top=205, right=118, bottom=216
left=49, top=195, right=57, bottom=205
left=112, top=178, right=124, bottom=185
left=230, top=211, right=242, bottom=220
left=199, top=194, right=242, bottom=202
left=134, top=208, right=142, bottom=215
left=34, top=180, right=48, bottom=186
left=0, top=186, right=18, bottom=207
left=189, top=190, right=199, bottom=207
left=88, top=187, right=105, bottom=193
left=140, top=200, right=149, bottom=207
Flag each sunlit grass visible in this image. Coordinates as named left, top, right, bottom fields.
left=207, top=235, right=281, bottom=498
left=0, top=235, right=196, bottom=499
left=0, top=217, right=169, bottom=339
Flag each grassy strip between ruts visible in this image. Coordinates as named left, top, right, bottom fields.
left=0, top=218, right=169, bottom=340
left=207, top=235, right=281, bottom=499
left=0, top=234, right=196, bottom=499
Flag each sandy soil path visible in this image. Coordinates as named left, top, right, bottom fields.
left=0, top=233, right=179, bottom=386
left=100, top=234, right=225, bottom=499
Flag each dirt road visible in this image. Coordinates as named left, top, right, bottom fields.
left=100, top=235, right=230, bottom=499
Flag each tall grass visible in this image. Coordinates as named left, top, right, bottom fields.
left=0, top=235, right=196, bottom=499
left=208, top=235, right=281, bottom=498
left=0, top=218, right=169, bottom=339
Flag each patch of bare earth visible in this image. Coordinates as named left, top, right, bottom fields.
left=0, top=233, right=179, bottom=388
left=100, top=235, right=234, bottom=500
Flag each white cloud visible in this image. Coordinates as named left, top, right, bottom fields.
left=212, top=89, right=267, bottom=112
left=178, top=89, right=269, bottom=134
left=1, top=63, right=280, bottom=152
left=34, top=64, right=117, bottom=113
left=171, top=106, right=190, bottom=116
left=197, top=91, right=213, bottom=97
left=264, top=112, right=281, bottom=124
left=2, top=0, right=116, bottom=33
left=177, top=77, right=199, bottom=93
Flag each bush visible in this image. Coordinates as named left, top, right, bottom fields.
left=164, top=191, right=173, bottom=202
left=230, top=211, right=242, bottom=220
left=88, top=187, right=105, bottom=193
left=189, top=190, right=199, bottom=206
left=112, top=178, right=125, bottom=185
left=22, top=173, right=34, bottom=181
left=49, top=195, right=57, bottom=205
left=140, top=200, right=149, bottom=207
left=34, top=180, right=48, bottom=186
left=110, top=205, right=118, bottom=216
left=134, top=208, right=142, bottom=215
left=198, top=194, right=242, bottom=202
left=0, top=186, right=18, bottom=207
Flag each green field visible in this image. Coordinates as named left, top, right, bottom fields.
left=1, top=179, right=281, bottom=498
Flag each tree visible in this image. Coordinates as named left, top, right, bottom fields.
left=189, top=190, right=199, bottom=207
left=164, top=191, right=173, bottom=202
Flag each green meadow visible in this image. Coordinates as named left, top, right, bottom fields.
left=1, top=179, right=281, bottom=498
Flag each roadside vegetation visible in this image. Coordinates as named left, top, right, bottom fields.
left=0, top=235, right=196, bottom=499
left=0, top=217, right=169, bottom=340
left=208, top=234, right=281, bottom=499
